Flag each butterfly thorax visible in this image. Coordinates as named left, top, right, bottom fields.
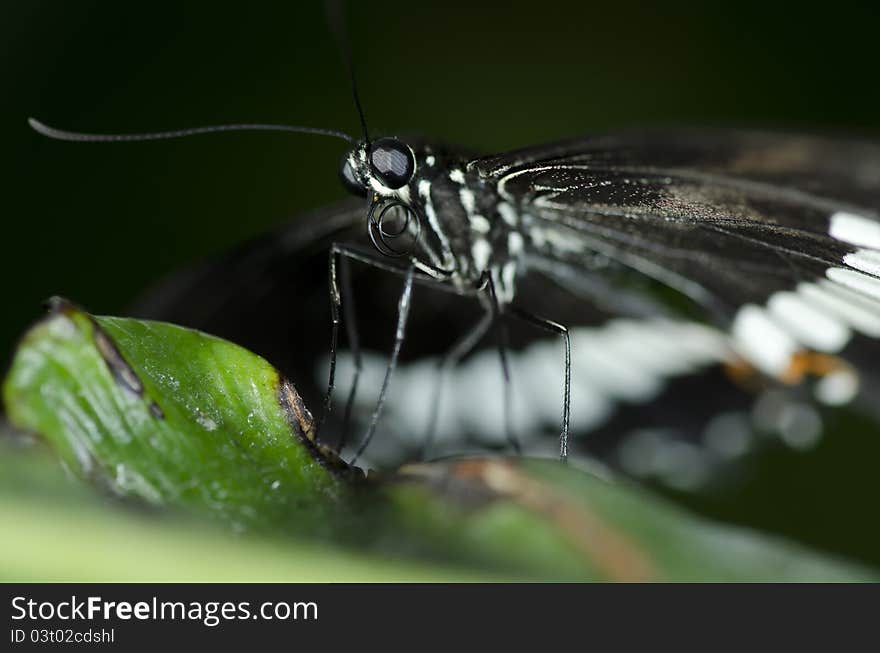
left=343, top=139, right=525, bottom=302
left=411, top=152, right=525, bottom=302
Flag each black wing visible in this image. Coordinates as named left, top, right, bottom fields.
left=473, top=129, right=880, bottom=385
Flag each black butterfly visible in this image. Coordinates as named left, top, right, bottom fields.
left=29, top=112, right=880, bottom=476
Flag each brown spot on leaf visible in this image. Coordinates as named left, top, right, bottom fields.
left=149, top=401, right=165, bottom=419
left=91, top=323, right=144, bottom=396
left=45, top=297, right=166, bottom=420
left=45, top=297, right=145, bottom=397
left=277, top=377, right=364, bottom=480
left=278, top=378, right=315, bottom=441
left=392, top=459, right=501, bottom=509
left=399, top=458, right=658, bottom=581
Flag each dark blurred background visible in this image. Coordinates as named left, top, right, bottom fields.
left=4, top=1, right=880, bottom=565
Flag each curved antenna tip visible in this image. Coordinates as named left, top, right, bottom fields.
left=28, top=117, right=70, bottom=141
left=24, top=118, right=355, bottom=144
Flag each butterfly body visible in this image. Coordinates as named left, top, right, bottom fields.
left=342, top=140, right=526, bottom=303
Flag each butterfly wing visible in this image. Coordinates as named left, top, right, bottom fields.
left=473, top=129, right=880, bottom=383
left=475, top=128, right=880, bottom=209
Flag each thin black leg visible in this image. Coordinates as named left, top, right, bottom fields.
left=495, top=318, right=520, bottom=454
left=337, top=254, right=361, bottom=450
left=508, top=306, right=571, bottom=462
left=351, top=263, right=416, bottom=464
left=485, top=275, right=521, bottom=455
left=420, top=299, right=495, bottom=460
left=320, top=248, right=344, bottom=442
left=321, top=243, right=450, bottom=451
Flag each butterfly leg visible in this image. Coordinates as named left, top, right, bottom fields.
left=324, top=243, right=471, bottom=461
left=321, top=252, right=342, bottom=443
left=351, top=263, right=416, bottom=464
left=507, top=307, right=571, bottom=462
left=334, top=254, right=361, bottom=451
left=485, top=275, right=522, bottom=455
left=421, top=298, right=495, bottom=460
left=323, top=244, right=419, bottom=450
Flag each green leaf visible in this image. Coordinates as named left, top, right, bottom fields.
left=381, top=458, right=875, bottom=581
left=3, top=300, right=876, bottom=581
left=0, top=442, right=498, bottom=582
left=3, top=298, right=357, bottom=535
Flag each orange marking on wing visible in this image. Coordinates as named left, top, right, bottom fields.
left=778, top=351, right=849, bottom=385
left=725, top=351, right=852, bottom=387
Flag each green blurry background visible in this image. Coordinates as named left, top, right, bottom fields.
left=3, top=0, right=880, bottom=570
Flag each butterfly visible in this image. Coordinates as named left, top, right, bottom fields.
left=50, top=124, right=862, bottom=477
left=28, top=23, right=880, bottom=476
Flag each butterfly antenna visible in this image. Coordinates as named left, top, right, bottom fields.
left=27, top=117, right=354, bottom=144
left=325, top=0, right=370, bottom=145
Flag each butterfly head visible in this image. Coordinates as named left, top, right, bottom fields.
left=339, top=137, right=418, bottom=199
left=338, top=137, right=460, bottom=274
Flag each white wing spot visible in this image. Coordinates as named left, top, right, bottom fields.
left=829, top=211, right=880, bottom=249
left=731, top=304, right=799, bottom=375
left=844, top=249, right=880, bottom=278
left=826, top=267, right=880, bottom=302
left=797, top=281, right=880, bottom=337
left=766, top=291, right=850, bottom=352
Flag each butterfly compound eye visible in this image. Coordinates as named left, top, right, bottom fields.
left=369, top=137, right=415, bottom=189
left=339, top=154, right=367, bottom=197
